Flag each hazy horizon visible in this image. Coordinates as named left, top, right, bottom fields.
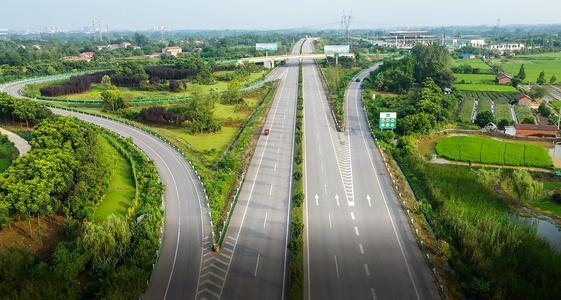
left=2, top=0, right=561, bottom=31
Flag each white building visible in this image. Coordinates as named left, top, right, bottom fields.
left=488, top=43, right=525, bottom=51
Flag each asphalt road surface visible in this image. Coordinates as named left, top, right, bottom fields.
left=303, top=53, right=440, bottom=298
left=196, top=39, right=304, bottom=300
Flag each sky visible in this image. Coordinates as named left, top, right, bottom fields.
left=2, top=0, right=560, bottom=31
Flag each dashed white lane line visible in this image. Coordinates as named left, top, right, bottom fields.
left=328, top=213, right=332, bottom=229
left=274, top=163, right=277, bottom=171
left=354, top=227, right=360, bottom=236
left=359, top=244, right=364, bottom=254
left=364, top=264, right=370, bottom=276
left=350, top=212, right=355, bottom=220
left=277, top=147, right=280, bottom=153
left=254, top=254, right=260, bottom=277
left=334, top=255, right=340, bottom=278
left=263, top=213, right=268, bottom=228
left=317, top=133, right=319, bottom=139
left=269, top=184, right=273, bottom=195
left=321, top=163, right=324, bottom=172
left=318, top=147, right=321, bottom=154
left=371, top=288, right=378, bottom=300
left=280, top=134, right=283, bottom=140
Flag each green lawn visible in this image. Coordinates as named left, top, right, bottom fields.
left=455, top=83, right=518, bottom=92
left=0, top=158, right=10, bottom=173
left=455, top=74, right=497, bottom=84
left=158, top=126, right=239, bottom=164
left=92, top=136, right=136, bottom=222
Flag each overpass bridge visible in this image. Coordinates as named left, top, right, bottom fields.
left=238, top=53, right=355, bottom=68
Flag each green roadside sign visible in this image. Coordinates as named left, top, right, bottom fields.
left=379, top=112, right=396, bottom=129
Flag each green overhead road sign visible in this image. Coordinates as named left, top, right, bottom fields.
left=379, top=112, right=396, bottom=129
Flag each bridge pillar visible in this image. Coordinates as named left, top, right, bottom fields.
left=263, top=60, right=274, bottom=69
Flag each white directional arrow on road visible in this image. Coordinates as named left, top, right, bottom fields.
left=335, top=194, right=340, bottom=206
left=367, top=195, right=371, bottom=207
left=315, top=194, right=319, bottom=206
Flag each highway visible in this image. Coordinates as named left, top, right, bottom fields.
left=196, top=39, right=303, bottom=300
left=1, top=83, right=208, bottom=300
left=303, top=46, right=440, bottom=298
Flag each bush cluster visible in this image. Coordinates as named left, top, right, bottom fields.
left=39, top=71, right=114, bottom=97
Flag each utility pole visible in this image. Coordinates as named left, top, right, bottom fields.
left=341, top=11, right=352, bottom=48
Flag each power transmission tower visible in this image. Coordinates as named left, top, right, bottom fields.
left=495, top=18, right=500, bottom=39
left=341, top=11, right=352, bottom=47
left=98, top=20, right=102, bottom=41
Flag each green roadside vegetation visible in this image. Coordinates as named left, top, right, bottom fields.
left=0, top=97, right=166, bottom=298
left=91, top=136, right=136, bottom=223
left=0, top=134, right=18, bottom=172
left=435, top=135, right=553, bottom=168
left=288, top=62, right=304, bottom=300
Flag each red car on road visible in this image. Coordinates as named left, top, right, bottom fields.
left=264, top=128, right=270, bottom=135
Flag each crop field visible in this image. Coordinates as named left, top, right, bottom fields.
left=477, top=98, right=492, bottom=113
left=454, top=74, right=496, bottom=84
left=488, top=53, right=561, bottom=83
left=495, top=98, right=513, bottom=121
left=462, top=91, right=518, bottom=101
left=457, top=97, right=474, bottom=122
left=455, top=83, right=518, bottom=92
left=452, top=58, right=490, bottom=69
left=436, top=136, right=552, bottom=168
left=514, top=105, right=534, bottom=122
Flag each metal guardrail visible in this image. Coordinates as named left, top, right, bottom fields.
left=363, top=102, right=447, bottom=300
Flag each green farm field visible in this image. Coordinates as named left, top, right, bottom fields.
left=454, top=73, right=496, bottom=84
left=436, top=135, right=553, bottom=168
left=452, top=58, right=490, bottom=69
left=92, top=136, right=136, bottom=222
left=455, top=83, right=518, bottom=92
left=488, top=53, right=561, bottom=83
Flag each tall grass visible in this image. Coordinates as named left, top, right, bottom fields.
left=397, top=152, right=561, bottom=299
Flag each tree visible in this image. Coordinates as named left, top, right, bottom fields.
left=80, top=214, right=131, bottom=260
left=521, top=116, right=535, bottom=124
left=506, top=169, right=543, bottom=203
left=411, top=43, right=454, bottom=88
left=474, top=110, right=495, bottom=127
left=538, top=103, right=551, bottom=117
left=497, top=118, right=514, bottom=130
left=517, top=64, right=526, bottom=80
left=101, top=90, right=127, bottom=112
left=536, top=70, right=546, bottom=85
left=101, top=75, right=112, bottom=90
left=550, top=74, right=557, bottom=84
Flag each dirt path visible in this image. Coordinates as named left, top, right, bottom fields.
left=0, top=127, right=30, bottom=156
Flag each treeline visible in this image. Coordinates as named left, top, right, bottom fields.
left=364, top=78, right=462, bottom=135
left=0, top=114, right=165, bottom=298
left=363, top=43, right=455, bottom=94
left=0, top=116, right=109, bottom=227
left=0, top=92, right=53, bottom=127
left=39, top=70, right=115, bottom=97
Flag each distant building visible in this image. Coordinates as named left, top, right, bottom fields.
left=162, top=46, right=183, bottom=57
left=496, top=74, right=513, bottom=85
left=488, top=43, right=525, bottom=52
left=444, top=87, right=452, bottom=94
left=120, top=42, right=132, bottom=49
left=381, top=31, right=436, bottom=47
left=32, top=44, right=42, bottom=49
left=79, top=52, right=95, bottom=58
left=445, top=38, right=485, bottom=49
left=515, top=93, right=533, bottom=106
left=514, top=124, right=557, bottom=137
left=145, top=52, right=162, bottom=59
left=459, top=53, right=476, bottom=59
left=107, top=44, right=120, bottom=50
